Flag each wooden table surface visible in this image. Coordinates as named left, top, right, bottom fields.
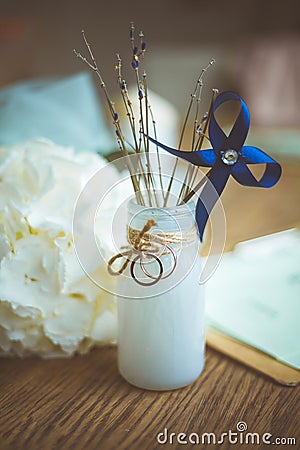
left=0, top=157, right=299, bottom=450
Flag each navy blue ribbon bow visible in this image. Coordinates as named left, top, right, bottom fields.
left=148, top=91, right=282, bottom=241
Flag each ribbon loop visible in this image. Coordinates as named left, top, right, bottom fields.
left=147, top=91, right=282, bottom=241
left=209, top=91, right=250, bottom=152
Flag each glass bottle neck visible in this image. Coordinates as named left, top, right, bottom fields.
left=127, top=197, right=196, bottom=234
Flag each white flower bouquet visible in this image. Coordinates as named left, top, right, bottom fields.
left=0, top=139, right=119, bottom=357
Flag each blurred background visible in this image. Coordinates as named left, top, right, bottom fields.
left=0, top=0, right=299, bottom=152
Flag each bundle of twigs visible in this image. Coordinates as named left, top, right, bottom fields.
left=74, top=23, right=217, bottom=208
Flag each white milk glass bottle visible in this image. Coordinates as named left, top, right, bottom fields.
left=116, top=198, right=205, bottom=391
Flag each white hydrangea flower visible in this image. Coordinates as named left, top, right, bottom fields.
left=0, top=139, right=123, bottom=357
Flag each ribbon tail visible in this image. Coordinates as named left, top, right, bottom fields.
left=196, top=163, right=230, bottom=241
left=147, top=135, right=216, bottom=167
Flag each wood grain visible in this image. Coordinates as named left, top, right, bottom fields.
left=0, top=158, right=299, bottom=450
left=0, top=346, right=299, bottom=450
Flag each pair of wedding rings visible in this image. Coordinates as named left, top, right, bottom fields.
left=108, top=241, right=177, bottom=286
left=130, top=242, right=177, bottom=286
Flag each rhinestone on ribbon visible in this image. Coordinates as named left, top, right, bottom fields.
left=221, top=149, right=238, bottom=165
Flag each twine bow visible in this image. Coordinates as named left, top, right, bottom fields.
left=108, top=219, right=156, bottom=275
left=148, top=91, right=282, bottom=241
left=107, top=219, right=178, bottom=286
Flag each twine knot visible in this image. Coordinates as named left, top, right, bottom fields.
left=107, top=219, right=157, bottom=277
left=107, top=218, right=197, bottom=286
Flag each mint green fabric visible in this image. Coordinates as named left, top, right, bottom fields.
left=205, top=229, right=300, bottom=370
left=0, top=72, right=115, bottom=154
